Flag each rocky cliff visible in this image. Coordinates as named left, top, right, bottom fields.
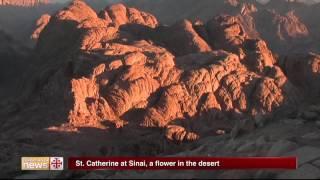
left=1, top=0, right=320, bottom=178
left=22, top=0, right=318, bottom=141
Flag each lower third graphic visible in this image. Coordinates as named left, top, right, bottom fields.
left=50, top=157, right=64, bottom=170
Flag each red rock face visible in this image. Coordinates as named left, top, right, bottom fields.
left=157, top=20, right=212, bottom=56
left=121, top=0, right=315, bottom=54
left=206, top=15, right=249, bottom=52
left=31, top=14, right=51, bottom=40
left=277, top=11, right=309, bottom=40
left=99, top=3, right=158, bottom=28
left=253, top=9, right=310, bottom=52
left=3, top=1, right=320, bottom=179
left=27, top=1, right=319, bottom=143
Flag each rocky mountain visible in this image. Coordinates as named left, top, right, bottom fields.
left=1, top=0, right=317, bottom=51
left=1, top=0, right=320, bottom=178
left=124, top=0, right=317, bottom=54
left=26, top=0, right=288, bottom=137
left=6, top=0, right=318, bottom=146
left=73, top=0, right=318, bottom=54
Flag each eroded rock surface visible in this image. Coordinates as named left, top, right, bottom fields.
left=99, top=3, right=158, bottom=28
left=2, top=1, right=320, bottom=179
left=23, top=1, right=317, bottom=143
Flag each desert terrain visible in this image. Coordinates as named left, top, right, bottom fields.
left=1, top=0, right=320, bottom=178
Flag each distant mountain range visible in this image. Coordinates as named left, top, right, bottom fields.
left=0, top=0, right=51, bottom=7
left=1, top=0, right=320, bottom=47
left=1, top=0, right=320, bottom=7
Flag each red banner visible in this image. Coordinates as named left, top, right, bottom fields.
left=68, top=157, right=297, bottom=170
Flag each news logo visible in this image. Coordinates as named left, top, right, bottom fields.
left=21, top=157, right=50, bottom=170
left=50, top=157, right=64, bottom=170
left=21, top=157, right=64, bottom=171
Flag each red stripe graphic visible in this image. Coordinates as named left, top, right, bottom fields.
left=68, top=157, right=297, bottom=170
